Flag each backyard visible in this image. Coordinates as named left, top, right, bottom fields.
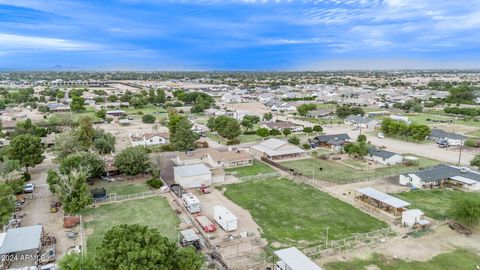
left=224, top=161, right=276, bottom=177
left=222, top=178, right=386, bottom=248
left=324, top=249, right=480, bottom=270
left=82, top=196, right=179, bottom=255
left=394, top=189, right=480, bottom=220
left=90, top=179, right=150, bottom=196
left=280, top=155, right=439, bottom=183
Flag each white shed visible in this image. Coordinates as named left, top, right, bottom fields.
left=213, top=206, right=238, bottom=232
left=174, top=164, right=212, bottom=189
left=402, top=209, right=425, bottom=227
left=274, top=247, right=323, bottom=270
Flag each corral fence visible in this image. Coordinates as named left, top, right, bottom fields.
left=93, top=190, right=166, bottom=205
left=302, top=227, right=395, bottom=259
left=237, top=172, right=279, bottom=181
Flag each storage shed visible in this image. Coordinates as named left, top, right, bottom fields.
left=274, top=247, right=323, bottom=270
left=174, top=164, right=212, bottom=189
left=213, top=206, right=238, bottom=232
left=402, top=209, right=427, bottom=227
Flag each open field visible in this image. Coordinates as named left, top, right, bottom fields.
left=402, top=112, right=480, bottom=129
left=394, top=189, right=480, bottom=220
left=280, top=155, right=440, bottom=183
left=82, top=197, right=179, bottom=255
left=323, top=249, right=480, bottom=270
left=222, top=178, right=386, bottom=248
left=225, top=161, right=276, bottom=177
left=90, top=180, right=150, bottom=196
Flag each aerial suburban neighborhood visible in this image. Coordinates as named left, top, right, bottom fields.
left=0, top=70, right=479, bottom=270
left=1, top=0, right=480, bottom=269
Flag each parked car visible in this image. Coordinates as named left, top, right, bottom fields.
left=24, top=183, right=35, bottom=193
left=377, top=132, right=385, bottom=139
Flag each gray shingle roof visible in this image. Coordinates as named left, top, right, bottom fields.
left=368, top=148, right=399, bottom=159
left=314, top=133, right=351, bottom=143
left=410, top=164, right=480, bottom=183
left=345, top=115, right=375, bottom=124
left=430, top=128, right=468, bottom=140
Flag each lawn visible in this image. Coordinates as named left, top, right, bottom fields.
left=223, top=178, right=386, bottom=248
left=123, top=104, right=166, bottom=115
left=280, top=155, right=439, bottom=183
left=324, top=249, right=480, bottom=270
left=224, top=161, right=276, bottom=177
left=394, top=189, right=480, bottom=220
left=82, top=197, right=179, bottom=255
left=399, top=112, right=480, bottom=129
left=90, top=180, right=150, bottom=196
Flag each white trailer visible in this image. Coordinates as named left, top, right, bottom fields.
left=213, top=206, right=238, bottom=232
left=182, top=193, right=201, bottom=214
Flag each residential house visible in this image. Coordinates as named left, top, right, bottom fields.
left=175, top=148, right=254, bottom=169
left=250, top=138, right=305, bottom=160
left=261, top=121, right=303, bottom=132
left=106, top=109, right=126, bottom=116
left=367, top=148, right=404, bottom=165
left=271, top=102, right=297, bottom=112
left=258, top=93, right=275, bottom=103
left=311, top=133, right=351, bottom=151
left=46, top=103, right=70, bottom=112
left=399, top=164, right=480, bottom=191
left=129, top=132, right=170, bottom=147
left=430, top=128, right=468, bottom=146
left=344, top=115, right=379, bottom=130
left=221, top=94, right=243, bottom=103
left=306, top=109, right=333, bottom=119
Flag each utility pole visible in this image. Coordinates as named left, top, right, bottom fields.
left=458, top=139, right=463, bottom=165
left=325, top=227, right=330, bottom=247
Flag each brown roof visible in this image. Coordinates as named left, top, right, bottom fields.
left=177, top=148, right=252, bottom=162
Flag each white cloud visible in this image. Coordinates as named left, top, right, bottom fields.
left=0, top=33, right=101, bottom=51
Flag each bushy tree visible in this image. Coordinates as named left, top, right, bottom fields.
left=95, top=224, right=202, bottom=270
left=282, top=128, right=291, bottom=137
left=142, top=114, right=156, bottom=124
left=240, top=115, right=260, bottom=132
left=269, top=129, right=281, bottom=136
left=93, top=129, right=116, bottom=154
left=303, top=127, right=313, bottom=133
left=336, top=106, right=365, bottom=118
left=357, top=134, right=367, bottom=143
left=8, top=134, right=44, bottom=174
left=451, top=198, right=480, bottom=225
left=256, top=128, right=270, bottom=138
left=208, top=116, right=241, bottom=140
left=115, top=147, right=150, bottom=175
left=170, top=118, right=197, bottom=151
left=71, top=96, right=86, bottom=112
left=344, top=142, right=368, bottom=158
left=470, top=154, right=480, bottom=169
left=54, top=131, right=86, bottom=159
left=263, top=112, right=273, bottom=121
left=58, top=253, right=94, bottom=270
left=0, top=183, right=15, bottom=225
left=313, top=125, right=323, bottom=133
left=60, top=152, right=105, bottom=178
left=76, top=116, right=95, bottom=147
left=288, top=136, right=300, bottom=145
left=96, top=109, right=106, bottom=120
left=49, top=170, right=92, bottom=214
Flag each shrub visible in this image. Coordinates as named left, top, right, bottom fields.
left=288, top=136, right=300, bottom=145
left=146, top=178, right=163, bottom=189
left=226, top=139, right=240, bottom=145
left=142, top=114, right=156, bottom=123
left=464, top=139, right=479, bottom=148
left=302, top=143, right=311, bottom=150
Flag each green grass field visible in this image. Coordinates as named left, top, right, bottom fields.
left=395, top=112, right=480, bottom=129
left=90, top=180, right=150, bottom=196
left=324, top=249, right=480, bottom=270
left=394, top=189, right=480, bottom=220
left=280, top=155, right=439, bottom=183
left=224, top=161, right=276, bottom=177
left=223, top=178, right=386, bottom=248
left=82, top=197, right=179, bottom=255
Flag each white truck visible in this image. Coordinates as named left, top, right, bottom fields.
left=182, top=193, right=201, bottom=214
left=213, top=205, right=238, bottom=232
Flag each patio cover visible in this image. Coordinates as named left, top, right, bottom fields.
left=0, top=225, right=42, bottom=254
left=274, top=247, right=323, bottom=270
left=357, top=187, right=410, bottom=208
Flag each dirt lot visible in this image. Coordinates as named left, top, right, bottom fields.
left=223, top=101, right=269, bottom=115
left=95, top=118, right=169, bottom=150
left=20, top=154, right=79, bottom=264
left=317, top=224, right=480, bottom=267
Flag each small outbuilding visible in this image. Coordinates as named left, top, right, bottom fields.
left=213, top=206, right=238, bottom=232
left=174, top=164, right=212, bottom=189
left=367, top=148, right=404, bottom=165
left=0, top=225, right=43, bottom=267
left=274, top=246, right=323, bottom=270
left=402, top=209, right=427, bottom=227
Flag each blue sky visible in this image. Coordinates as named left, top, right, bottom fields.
left=1, top=0, right=480, bottom=70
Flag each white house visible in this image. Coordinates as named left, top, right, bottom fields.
left=367, top=148, right=404, bottom=165
left=430, top=128, right=468, bottom=146
left=174, top=164, right=213, bottom=189
left=221, top=94, right=243, bottom=103
left=399, top=164, right=480, bottom=191
left=402, top=209, right=428, bottom=227
left=129, top=132, right=169, bottom=147
left=344, top=115, right=379, bottom=130
left=250, top=138, right=305, bottom=160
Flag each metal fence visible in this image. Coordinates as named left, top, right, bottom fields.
left=237, top=172, right=279, bottom=181
left=302, top=227, right=395, bottom=259
left=94, top=190, right=165, bottom=204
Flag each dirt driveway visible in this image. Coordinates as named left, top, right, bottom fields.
left=20, top=154, right=79, bottom=262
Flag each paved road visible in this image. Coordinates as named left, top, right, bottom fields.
left=323, top=125, right=478, bottom=166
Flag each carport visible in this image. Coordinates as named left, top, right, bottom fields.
left=355, top=187, right=410, bottom=217
left=273, top=247, right=323, bottom=270
left=0, top=225, right=43, bottom=267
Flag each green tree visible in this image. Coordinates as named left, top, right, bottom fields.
left=54, top=131, right=86, bottom=159
left=240, top=115, right=260, bottom=132
left=464, top=139, right=479, bottom=148
left=297, top=105, right=309, bottom=116
left=357, top=134, right=367, bottom=143
left=269, top=129, right=281, bottom=136
left=263, top=112, right=273, bottom=121
left=95, top=224, right=176, bottom=270
left=303, top=127, right=313, bottom=133
left=344, top=142, right=368, bottom=158
left=282, top=128, right=291, bottom=137
left=170, top=118, right=197, bottom=151
left=288, top=136, right=300, bottom=145
left=0, top=183, right=15, bottom=225
left=49, top=170, right=92, bottom=214
left=115, top=147, right=150, bottom=175
left=409, top=124, right=431, bottom=142
left=209, top=116, right=241, bottom=140
left=451, top=198, right=480, bottom=225
left=470, top=154, right=480, bottom=169
left=70, top=96, right=86, bottom=112
left=58, top=253, right=94, bottom=270
left=93, top=129, right=116, bottom=154
left=8, top=134, right=44, bottom=174
left=60, top=152, right=105, bottom=178
left=256, top=128, right=270, bottom=138
left=312, top=125, right=323, bottom=133
left=174, top=247, right=203, bottom=270
left=76, top=116, right=95, bottom=147
left=142, top=114, right=156, bottom=124
left=96, top=109, right=106, bottom=120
